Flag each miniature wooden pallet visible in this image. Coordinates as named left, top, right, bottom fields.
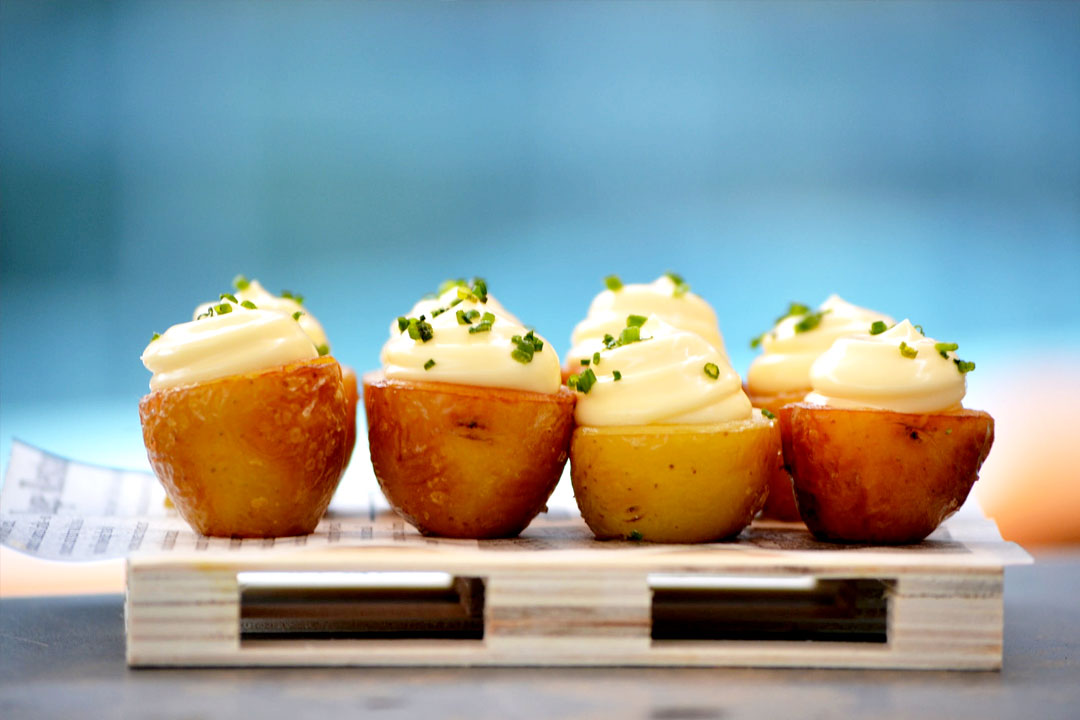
left=125, top=508, right=1030, bottom=670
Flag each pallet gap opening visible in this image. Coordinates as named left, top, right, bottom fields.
left=649, top=575, right=889, bottom=644
left=238, top=572, right=485, bottom=642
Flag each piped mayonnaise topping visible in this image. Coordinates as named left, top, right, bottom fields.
left=568, top=276, right=726, bottom=362
left=747, top=295, right=893, bottom=395
left=385, top=285, right=519, bottom=340
left=805, top=319, right=969, bottom=413
left=195, top=279, right=329, bottom=352
left=142, top=309, right=318, bottom=392
left=381, top=292, right=561, bottom=395
left=571, top=316, right=751, bottom=427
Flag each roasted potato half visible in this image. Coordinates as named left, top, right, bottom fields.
left=745, top=387, right=809, bottom=522
left=779, top=403, right=994, bottom=544
left=140, top=356, right=349, bottom=538
left=363, top=373, right=576, bottom=538
left=570, top=416, right=777, bottom=543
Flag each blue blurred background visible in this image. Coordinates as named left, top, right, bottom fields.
left=2, top=1, right=1078, bottom=477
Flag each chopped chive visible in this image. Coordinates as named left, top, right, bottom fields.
left=510, top=349, right=532, bottom=364
left=216, top=303, right=233, bottom=315
left=510, top=333, right=541, bottom=364
left=567, top=373, right=580, bottom=390
left=628, top=530, right=643, bottom=541
left=424, top=358, right=436, bottom=371
left=899, top=341, right=918, bottom=359
left=761, top=408, right=776, bottom=420
left=481, top=312, right=495, bottom=325
left=750, top=332, right=768, bottom=349
left=626, top=314, right=647, bottom=328
left=292, top=311, right=303, bottom=321
left=448, top=297, right=463, bottom=309
left=470, top=278, right=489, bottom=304
left=397, top=316, right=410, bottom=333
left=407, top=317, right=434, bottom=342
left=618, top=326, right=641, bottom=345
left=232, top=274, right=250, bottom=291
left=457, top=286, right=477, bottom=302
left=431, top=306, right=447, bottom=318
left=316, top=343, right=330, bottom=357
left=523, top=330, right=543, bottom=351
left=281, top=290, right=304, bottom=305
left=794, top=309, right=830, bottom=333
left=703, top=362, right=720, bottom=380
left=935, top=342, right=959, bottom=359
left=580, top=358, right=590, bottom=366
left=438, top=278, right=467, bottom=295
left=673, top=282, right=690, bottom=298
left=240, top=300, right=257, bottom=310
left=150, top=332, right=161, bottom=342
left=592, top=352, right=601, bottom=366
left=914, top=324, right=925, bottom=335
left=220, top=292, right=238, bottom=304
left=574, top=368, right=598, bottom=394
left=456, top=309, right=473, bottom=325
left=954, top=358, right=976, bottom=374
left=605, top=275, right=623, bottom=291
left=612, top=370, right=622, bottom=381
left=602, top=333, right=617, bottom=349
left=869, top=321, right=888, bottom=335
left=664, top=271, right=685, bottom=286
left=775, top=302, right=811, bottom=324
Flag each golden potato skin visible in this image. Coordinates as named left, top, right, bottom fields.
left=342, top=365, right=359, bottom=469
left=140, top=356, right=349, bottom=538
left=363, top=373, right=576, bottom=539
left=570, top=418, right=776, bottom=543
left=779, top=403, right=994, bottom=544
left=745, top=387, right=808, bottom=522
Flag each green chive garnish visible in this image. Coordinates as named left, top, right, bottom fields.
left=316, top=344, right=330, bottom=357
left=612, top=370, right=622, bottom=381
left=220, top=292, right=238, bottom=304
left=424, top=358, right=436, bottom=371
left=232, top=274, right=250, bottom=291
left=150, top=332, right=161, bottom=342
left=761, top=408, right=776, bottom=420
left=618, top=326, right=641, bottom=345
left=407, top=317, right=434, bottom=342
left=592, top=352, right=601, bottom=366
left=438, top=278, right=467, bottom=295
left=914, top=324, right=925, bottom=335
left=292, top=311, right=303, bottom=321
left=431, top=306, right=447, bottom=318
left=665, top=272, right=689, bottom=297
left=626, top=314, right=647, bottom=328
left=628, top=530, right=643, bottom=541
left=954, top=358, right=976, bottom=374
left=574, top=368, right=598, bottom=394
left=281, top=290, right=304, bottom=305
left=605, top=275, right=623, bottom=291
left=397, top=316, right=410, bottom=333
left=869, top=321, right=888, bottom=335
left=750, top=332, right=768, bottom=349
left=794, top=310, right=829, bottom=333
left=603, top=333, right=617, bottom=349
left=899, top=341, right=918, bottom=359
left=935, top=342, right=959, bottom=359
left=703, top=362, right=720, bottom=380
left=467, top=312, right=495, bottom=334
left=776, top=302, right=811, bottom=324
left=240, top=300, right=257, bottom=309
left=509, top=332, right=543, bottom=364
left=580, top=358, right=590, bottom=366
left=567, top=373, right=580, bottom=390
left=216, top=303, right=233, bottom=315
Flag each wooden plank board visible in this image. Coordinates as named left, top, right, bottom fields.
left=126, top=508, right=1029, bottom=670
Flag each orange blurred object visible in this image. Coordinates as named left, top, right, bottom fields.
left=975, top=358, right=1080, bottom=546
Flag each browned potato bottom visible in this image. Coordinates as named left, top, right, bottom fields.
left=140, top=356, right=349, bottom=538
left=570, top=417, right=777, bottom=543
left=363, top=373, right=576, bottom=539
left=779, top=403, right=994, bottom=544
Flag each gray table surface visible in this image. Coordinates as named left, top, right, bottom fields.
left=2, top=548, right=1078, bottom=720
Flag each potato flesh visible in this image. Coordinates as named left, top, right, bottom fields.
left=779, top=403, right=994, bottom=544
left=139, top=356, right=350, bottom=538
left=570, top=417, right=776, bottom=543
left=363, top=374, right=576, bottom=539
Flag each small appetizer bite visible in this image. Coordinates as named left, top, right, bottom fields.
left=365, top=278, right=575, bottom=539
left=746, top=295, right=893, bottom=520
left=779, top=320, right=993, bottom=544
left=201, top=275, right=359, bottom=465
left=566, top=273, right=727, bottom=380
left=569, top=315, right=775, bottom=543
left=140, top=291, right=350, bottom=537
